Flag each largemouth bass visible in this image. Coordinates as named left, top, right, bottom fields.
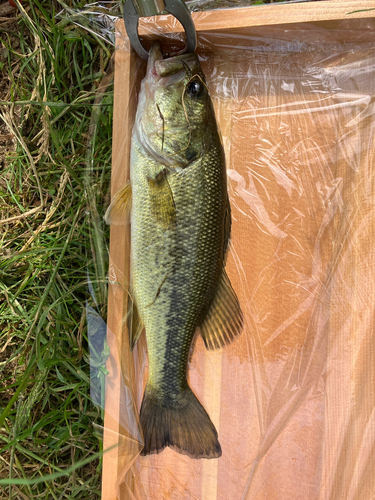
left=106, top=43, right=243, bottom=459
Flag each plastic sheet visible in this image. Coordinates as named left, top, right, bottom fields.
left=81, top=5, right=375, bottom=500
left=56, top=0, right=321, bottom=47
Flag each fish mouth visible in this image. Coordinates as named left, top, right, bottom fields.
left=146, top=42, right=163, bottom=81
left=147, top=42, right=199, bottom=80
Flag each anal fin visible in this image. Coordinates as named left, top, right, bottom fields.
left=200, top=270, right=243, bottom=350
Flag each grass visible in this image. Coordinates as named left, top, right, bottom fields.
left=0, top=0, right=321, bottom=498
left=0, top=1, right=113, bottom=498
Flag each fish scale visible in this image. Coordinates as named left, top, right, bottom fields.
left=133, top=146, right=225, bottom=396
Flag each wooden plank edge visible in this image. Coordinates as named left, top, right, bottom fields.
left=102, top=46, right=135, bottom=500
left=132, top=0, right=375, bottom=34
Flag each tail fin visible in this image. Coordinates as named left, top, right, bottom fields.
left=139, top=386, right=222, bottom=459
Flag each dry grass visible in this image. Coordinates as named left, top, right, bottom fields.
left=0, top=1, right=113, bottom=497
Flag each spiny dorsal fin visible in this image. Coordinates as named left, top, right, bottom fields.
left=200, top=270, right=243, bottom=350
left=104, top=181, right=132, bottom=225
left=148, top=171, right=176, bottom=228
left=127, top=295, right=144, bottom=351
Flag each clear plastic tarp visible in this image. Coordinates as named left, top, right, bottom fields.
left=56, top=0, right=325, bottom=46
left=78, top=3, right=375, bottom=499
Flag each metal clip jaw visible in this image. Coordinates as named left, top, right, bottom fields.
left=123, top=0, right=197, bottom=60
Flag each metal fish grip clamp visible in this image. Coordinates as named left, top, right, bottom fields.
left=123, top=0, right=197, bottom=59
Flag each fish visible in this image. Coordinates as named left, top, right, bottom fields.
left=105, top=42, right=243, bottom=459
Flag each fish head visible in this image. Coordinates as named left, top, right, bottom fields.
left=136, top=43, right=216, bottom=169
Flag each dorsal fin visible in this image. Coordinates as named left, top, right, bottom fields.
left=200, top=270, right=243, bottom=350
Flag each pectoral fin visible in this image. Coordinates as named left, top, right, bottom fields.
left=104, top=182, right=132, bottom=225
left=148, top=171, right=176, bottom=228
left=200, top=270, right=243, bottom=350
left=127, top=295, right=144, bottom=351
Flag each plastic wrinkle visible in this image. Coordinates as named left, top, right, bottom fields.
left=57, top=0, right=320, bottom=48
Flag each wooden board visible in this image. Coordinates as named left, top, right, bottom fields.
left=103, top=3, right=375, bottom=499
left=137, top=0, right=375, bottom=34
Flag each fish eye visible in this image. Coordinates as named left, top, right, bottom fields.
left=187, top=79, right=204, bottom=98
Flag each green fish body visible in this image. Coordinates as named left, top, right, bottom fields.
left=106, top=44, right=243, bottom=459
